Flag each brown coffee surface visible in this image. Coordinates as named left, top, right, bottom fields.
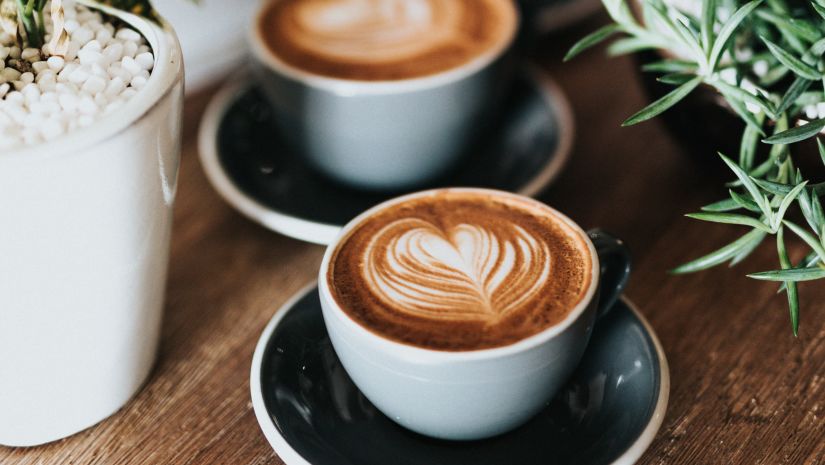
left=327, top=190, right=593, bottom=351
left=258, top=0, right=517, bottom=81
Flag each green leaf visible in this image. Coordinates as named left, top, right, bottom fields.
left=755, top=9, right=822, bottom=43
left=565, top=24, right=622, bottom=61
left=702, top=198, right=742, bottom=212
left=607, top=37, right=660, bottom=55
left=798, top=187, right=820, bottom=232
left=748, top=267, right=825, bottom=281
left=685, top=212, right=773, bottom=232
left=763, top=118, right=825, bottom=144
left=802, top=37, right=825, bottom=64
left=762, top=36, right=822, bottom=80
left=672, top=228, right=767, bottom=273
left=777, top=227, right=800, bottom=336
left=730, top=189, right=764, bottom=213
left=812, top=1, right=825, bottom=22
left=773, top=181, right=809, bottom=229
left=818, top=138, right=825, bottom=167
left=646, top=2, right=705, bottom=63
left=739, top=113, right=764, bottom=170
left=776, top=77, right=813, bottom=115
left=658, top=73, right=696, bottom=84
left=701, top=0, right=717, bottom=50
left=811, top=192, right=825, bottom=228
left=784, top=220, right=825, bottom=263
left=721, top=93, right=767, bottom=135
left=730, top=229, right=768, bottom=265
left=709, top=0, right=763, bottom=71
left=778, top=250, right=821, bottom=293
left=622, top=76, right=703, bottom=126
left=642, top=59, right=699, bottom=73
left=602, top=0, right=635, bottom=23
left=752, top=177, right=793, bottom=195
left=711, top=79, right=776, bottom=118
left=720, top=153, right=772, bottom=217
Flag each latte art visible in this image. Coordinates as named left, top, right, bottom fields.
left=259, top=0, right=518, bottom=80
left=292, top=0, right=459, bottom=64
left=365, top=220, right=551, bottom=323
left=328, top=190, right=593, bottom=351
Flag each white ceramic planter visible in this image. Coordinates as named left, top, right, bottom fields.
left=0, top=5, right=183, bottom=447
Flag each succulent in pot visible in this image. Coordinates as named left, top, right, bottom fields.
left=567, top=0, right=825, bottom=335
left=0, top=0, right=183, bottom=447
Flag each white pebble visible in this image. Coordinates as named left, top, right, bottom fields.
left=120, top=56, right=141, bottom=76
left=123, top=41, right=138, bottom=58
left=72, top=27, right=94, bottom=44
left=78, top=49, right=102, bottom=66
left=78, top=96, right=97, bottom=115
left=32, top=61, right=48, bottom=73
left=64, top=19, right=80, bottom=33
left=1, top=68, right=21, bottom=81
left=135, top=52, right=154, bottom=70
left=115, top=28, right=141, bottom=42
left=82, top=75, right=106, bottom=94
left=130, top=75, right=147, bottom=90
left=21, top=48, right=40, bottom=62
left=82, top=40, right=102, bottom=53
left=104, top=77, right=125, bottom=97
left=47, top=56, right=65, bottom=72
left=68, top=68, right=90, bottom=85
left=58, top=93, right=79, bottom=112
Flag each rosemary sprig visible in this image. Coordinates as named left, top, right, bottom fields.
left=568, top=0, right=825, bottom=335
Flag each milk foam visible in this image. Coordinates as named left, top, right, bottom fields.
left=363, top=219, right=552, bottom=323
left=289, top=0, right=461, bottom=64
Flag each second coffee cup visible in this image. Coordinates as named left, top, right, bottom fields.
left=249, top=0, right=520, bottom=190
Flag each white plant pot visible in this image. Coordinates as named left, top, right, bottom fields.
left=0, top=5, right=183, bottom=447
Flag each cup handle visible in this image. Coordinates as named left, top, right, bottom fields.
left=588, top=229, right=632, bottom=320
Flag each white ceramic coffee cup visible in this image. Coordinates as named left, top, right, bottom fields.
left=249, top=1, right=520, bottom=191
left=318, top=188, right=628, bottom=441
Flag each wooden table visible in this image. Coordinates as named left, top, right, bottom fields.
left=2, top=15, right=823, bottom=465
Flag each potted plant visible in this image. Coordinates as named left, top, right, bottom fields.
left=0, top=0, right=183, bottom=447
left=567, top=0, right=825, bottom=335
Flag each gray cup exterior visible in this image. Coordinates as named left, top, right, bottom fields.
left=252, top=58, right=514, bottom=190
left=319, top=286, right=598, bottom=440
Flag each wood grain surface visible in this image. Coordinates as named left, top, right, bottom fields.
left=1, top=14, right=823, bottom=465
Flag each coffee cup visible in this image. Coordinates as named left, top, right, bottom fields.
left=318, top=188, right=631, bottom=440
left=249, top=0, right=520, bottom=191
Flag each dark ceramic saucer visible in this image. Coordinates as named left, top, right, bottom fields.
left=198, top=70, right=574, bottom=245
left=250, top=286, right=669, bottom=465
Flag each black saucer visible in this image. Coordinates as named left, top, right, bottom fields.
left=250, top=286, right=669, bottom=465
left=199, top=70, right=574, bottom=245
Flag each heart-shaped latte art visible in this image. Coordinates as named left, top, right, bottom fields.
left=363, top=219, right=552, bottom=323
left=291, top=0, right=461, bottom=63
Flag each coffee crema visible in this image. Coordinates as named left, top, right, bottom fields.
left=327, top=190, right=593, bottom=351
left=258, top=0, right=518, bottom=81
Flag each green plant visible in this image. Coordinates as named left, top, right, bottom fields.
left=567, top=0, right=825, bottom=335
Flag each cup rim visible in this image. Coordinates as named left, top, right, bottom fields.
left=0, top=0, right=182, bottom=162
left=248, top=0, right=520, bottom=96
left=318, top=187, right=601, bottom=363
